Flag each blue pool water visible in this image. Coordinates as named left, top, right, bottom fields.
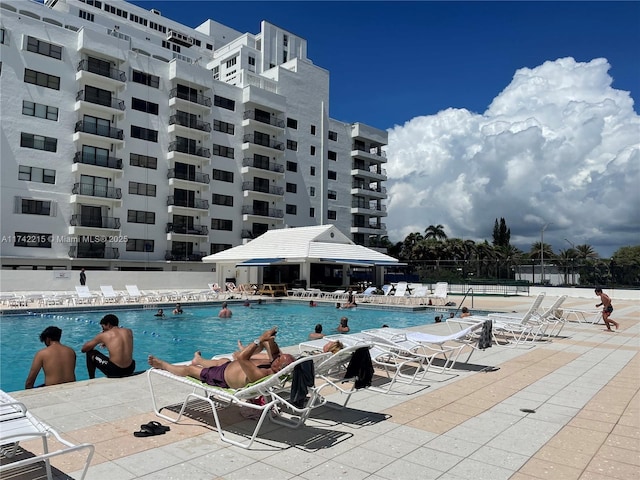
left=0, top=302, right=441, bottom=393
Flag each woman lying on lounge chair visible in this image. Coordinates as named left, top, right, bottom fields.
left=147, top=327, right=294, bottom=389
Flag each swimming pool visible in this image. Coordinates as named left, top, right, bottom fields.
left=0, top=302, right=442, bottom=393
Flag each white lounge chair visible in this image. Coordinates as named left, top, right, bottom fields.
left=125, top=285, right=147, bottom=303
left=0, top=390, right=94, bottom=480
left=490, top=295, right=567, bottom=337
left=355, top=286, right=377, bottom=303
left=372, top=284, right=393, bottom=304
left=147, top=353, right=331, bottom=449
left=391, top=282, right=409, bottom=304
left=99, top=285, right=122, bottom=304
left=73, top=285, right=98, bottom=305
left=428, top=282, right=449, bottom=305
left=407, top=284, right=430, bottom=305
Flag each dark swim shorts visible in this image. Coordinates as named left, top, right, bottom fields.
left=604, top=305, right=613, bottom=314
left=200, top=362, right=230, bottom=388
left=88, top=350, right=136, bottom=378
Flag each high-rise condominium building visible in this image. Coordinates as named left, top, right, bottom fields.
left=0, top=0, right=388, bottom=271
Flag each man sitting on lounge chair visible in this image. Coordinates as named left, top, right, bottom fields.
left=148, top=327, right=295, bottom=389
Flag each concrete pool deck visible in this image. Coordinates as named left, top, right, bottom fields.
left=1, top=294, right=638, bottom=480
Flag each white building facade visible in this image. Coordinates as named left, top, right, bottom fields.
left=0, top=0, right=388, bottom=271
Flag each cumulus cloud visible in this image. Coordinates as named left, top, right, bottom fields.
left=385, top=57, right=640, bottom=257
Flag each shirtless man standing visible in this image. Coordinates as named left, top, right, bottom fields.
left=82, top=314, right=135, bottom=378
left=218, top=301, right=232, bottom=318
left=595, top=287, right=619, bottom=331
left=148, top=327, right=294, bottom=389
left=25, top=326, right=76, bottom=389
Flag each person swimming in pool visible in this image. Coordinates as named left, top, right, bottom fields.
left=148, top=327, right=294, bottom=389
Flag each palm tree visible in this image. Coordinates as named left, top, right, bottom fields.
left=400, top=232, right=423, bottom=259
left=575, top=244, right=598, bottom=260
left=424, top=224, right=447, bottom=241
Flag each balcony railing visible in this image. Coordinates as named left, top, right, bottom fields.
left=168, top=141, right=211, bottom=158
left=241, top=182, right=284, bottom=195
left=165, top=223, right=209, bottom=235
left=242, top=157, right=284, bottom=173
left=77, top=59, right=126, bottom=82
left=243, top=110, right=285, bottom=128
left=73, top=151, right=122, bottom=169
left=352, top=222, right=386, bottom=230
left=164, top=250, right=205, bottom=261
left=167, top=169, right=210, bottom=184
left=69, top=246, right=119, bottom=259
left=70, top=215, right=121, bottom=229
left=169, top=88, right=211, bottom=107
left=75, top=121, right=123, bottom=140
left=76, top=90, right=125, bottom=110
left=167, top=196, right=209, bottom=209
left=72, top=183, right=122, bottom=199
left=169, top=115, right=211, bottom=132
left=351, top=202, right=387, bottom=212
left=242, top=134, right=284, bottom=151
left=241, top=205, right=284, bottom=218
left=352, top=183, right=387, bottom=194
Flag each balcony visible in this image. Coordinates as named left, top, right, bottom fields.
left=169, top=88, right=211, bottom=109
left=241, top=205, right=284, bottom=219
left=169, top=114, right=211, bottom=133
left=75, top=90, right=125, bottom=118
left=351, top=202, right=387, bottom=216
left=72, top=183, right=122, bottom=200
left=241, top=157, right=284, bottom=175
left=167, top=196, right=209, bottom=210
left=70, top=215, right=121, bottom=229
left=351, top=183, right=387, bottom=198
left=74, top=121, right=124, bottom=141
left=165, top=223, right=209, bottom=235
left=351, top=222, right=387, bottom=235
left=164, top=250, right=205, bottom=262
left=351, top=164, right=387, bottom=181
left=168, top=141, right=210, bottom=158
left=77, top=59, right=126, bottom=82
left=241, top=182, right=284, bottom=196
left=69, top=245, right=119, bottom=259
left=72, top=152, right=122, bottom=173
left=167, top=169, right=210, bottom=185
left=242, top=134, right=284, bottom=152
left=242, top=110, right=285, bottom=131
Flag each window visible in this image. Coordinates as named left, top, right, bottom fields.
left=212, top=144, right=234, bottom=159
left=14, top=232, right=52, bottom=248
left=211, top=219, right=233, bottom=231
left=131, top=97, right=159, bottom=115
left=309, top=186, right=315, bottom=197
left=286, top=204, right=297, bottom=215
left=84, top=85, right=112, bottom=107
left=130, top=153, right=157, bottom=169
left=225, top=56, right=236, bottom=68
left=78, top=9, right=94, bottom=21
left=286, top=161, right=297, bottom=172
left=128, top=181, right=156, bottom=197
left=210, top=243, right=232, bottom=254
left=24, top=69, right=60, bottom=90
left=310, top=125, right=316, bottom=135
left=287, top=117, right=298, bottom=129
left=212, top=66, right=219, bottom=80
left=18, top=165, right=56, bottom=184
left=310, top=146, right=316, bottom=156
left=213, top=119, right=235, bottom=135
left=327, top=210, right=337, bottom=220
left=20, top=199, right=51, bottom=215
left=22, top=101, right=58, bottom=121
left=310, top=207, right=315, bottom=217
left=286, top=140, right=297, bottom=151
left=328, top=130, right=338, bottom=141
left=213, top=95, right=235, bottom=111
left=126, top=238, right=153, bottom=252
left=0, top=28, right=5, bottom=45
left=212, top=194, right=233, bottom=206
left=328, top=190, right=337, bottom=200
left=26, top=36, right=62, bottom=60
left=310, top=166, right=316, bottom=176
left=328, top=170, right=337, bottom=180
left=328, top=151, right=337, bottom=161
left=248, top=56, right=255, bottom=66
left=286, top=182, right=297, bottom=193
left=212, top=169, right=234, bottom=183
left=131, top=69, right=159, bottom=88
left=20, top=133, right=57, bottom=152
left=283, top=34, right=288, bottom=47
left=130, top=125, right=158, bottom=142
left=206, top=43, right=213, bottom=50
left=127, top=209, right=155, bottom=224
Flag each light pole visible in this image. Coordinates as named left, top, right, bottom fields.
left=540, top=223, right=551, bottom=285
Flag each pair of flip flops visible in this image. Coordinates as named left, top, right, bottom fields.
left=133, top=421, right=171, bottom=437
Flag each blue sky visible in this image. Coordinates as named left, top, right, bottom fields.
left=130, top=1, right=640, bottom=130
left=132, top=1, right=639, bottom=256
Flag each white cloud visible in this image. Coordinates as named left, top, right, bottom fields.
left=385, top=57, right=640, bottom=257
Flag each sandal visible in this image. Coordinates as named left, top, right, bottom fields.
left=133, top=421, right=170, bottom=437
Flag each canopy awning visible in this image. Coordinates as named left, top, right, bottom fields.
left=235, top=258, right=285, bottom=267
left=319, top=258, right=407, bottom=267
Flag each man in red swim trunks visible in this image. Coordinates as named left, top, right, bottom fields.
left=148, top=327, right=294, bottom=389
left=595, top=287, right=619, bottom=331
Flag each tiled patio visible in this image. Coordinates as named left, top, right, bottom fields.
left=2, top=294, right=638, bottom=479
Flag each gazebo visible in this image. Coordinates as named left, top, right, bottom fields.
left=201, top=225, right=401, bottom=291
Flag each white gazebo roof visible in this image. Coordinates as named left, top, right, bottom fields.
left=201, top=225, right=400, bottom=266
